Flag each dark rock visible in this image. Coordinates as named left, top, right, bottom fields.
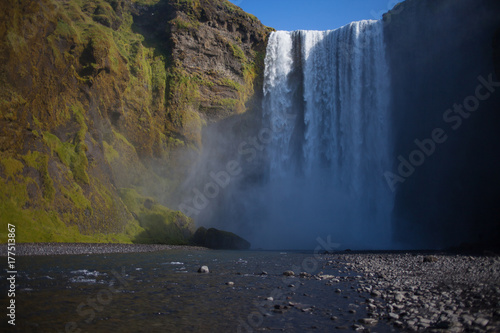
left=283, top=270, right=295, bottom=276
left=143, top=198, right=154, bottom=210
left=191, top=227, right=250, bottom=250
left=423, top=255, right=438, bottom=263
left=435, top=321, right=451, bottom=329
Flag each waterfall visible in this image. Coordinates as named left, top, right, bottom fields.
left=261, top=20, right=393, bottom=249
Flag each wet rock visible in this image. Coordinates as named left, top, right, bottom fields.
left=475, top=318, right=489, bottom=327
left=197, top=266, right=209, bottom=273
left=283, top=270, right=295, bottom=276
left=388, top=313, right=399, bottom=320
left=192, top=227, right=251, bottom=250
left=226, top=281, right=234, bottom=286
left=435, top=320, right=452, bottom=329
left=359, top=318, right=378, bottom=325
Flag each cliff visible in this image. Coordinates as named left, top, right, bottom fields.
left=0, top=0, right=271, bottom=243
left=383, top=0, right=500, bottom=249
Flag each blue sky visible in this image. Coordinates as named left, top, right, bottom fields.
left=228, top=0, right=402, bottom=31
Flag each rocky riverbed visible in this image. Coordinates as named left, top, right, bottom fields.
left=2, top=245, right=498, bottom=332
left=0, top=243, right=208, bottom=256
left=317, top=252, right=500, bottom=332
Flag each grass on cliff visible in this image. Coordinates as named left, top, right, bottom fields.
left=0, top=155, right=142, bottom=243
left=0, top=0, right=267, bottom=244
left=118, top=188, right=194, bottom=244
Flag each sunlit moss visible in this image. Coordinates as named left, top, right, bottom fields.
left=118, top=188, right=194, bottom=244
left=0, top=157, right=24, bottom=179
left=22, top=151, right=55, bottom=202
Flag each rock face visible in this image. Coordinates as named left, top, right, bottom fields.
left=383, top=0, right=500, bottom=249
left=0, top=0, right=270, bottom=243
left=192, top=227, right=251, bottom=249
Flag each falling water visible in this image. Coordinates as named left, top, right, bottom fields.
left=260, top=20, right=393, bottom=249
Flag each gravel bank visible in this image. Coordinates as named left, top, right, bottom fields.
left=0, top=243, right=208, bottom=256
left=324, top=253, right=500, bottom=332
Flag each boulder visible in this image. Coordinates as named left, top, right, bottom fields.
left=191, top=227, right=251, bottom=250
left=198, top=266, right=209, bottom=273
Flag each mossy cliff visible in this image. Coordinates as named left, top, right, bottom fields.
left=0, top=0, right=271, bottom=243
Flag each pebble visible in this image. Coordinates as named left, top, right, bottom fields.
left=388, top=313, right=399, bottom=320
left=359, top=318, right=378, bottom=325
left=283, top=270, right=295, bottom=276
left=475, top=318, right=489, bottom=327
left=329, top=252, right=500, bottom=333
left=1, top=243, right=209, bottom=256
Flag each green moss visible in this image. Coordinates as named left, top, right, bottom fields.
left=22, top=151, right=55, bottom=202
left=132, top=0, right=161, bottom=5
left=151, top=55, right=167, bottom=93
left=118, top=188, right=194, bottom=244
left=6, top=31, right=26, bottom=54
left=54, top=19, right=77, bottom=38
left=217, top=98, right=240, bottom=108
left=166, top=68, right=202, bottom=128
left=0, top=0, right=268, bottom=245
left=43, top=131, right=89, bottom=185
left=0, top=157, right=24, bottom=179
left=61, top=182, right=91, bottom=211
left=228, top=41, right=246, bottom=64
left=170, top=16, right=200, bottom=31
left=113, top=129, right=135, bottom=150
left=103, top=141, right=119, bottom=163
left=41, top=104, right=89, bottom=184
left=168, top=137, right=185, bottom=148
left=219, top=77, right=242, bottom=91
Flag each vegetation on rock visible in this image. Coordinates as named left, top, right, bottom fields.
left=0, top=0, right=271, bottom=244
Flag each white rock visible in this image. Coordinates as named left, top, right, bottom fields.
left=197, top=266, right=209, bottom=273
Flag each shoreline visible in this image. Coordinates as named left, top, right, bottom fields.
left=0, top=243, right=209, bottom=256
left=329, top=253, right=500, bottom=332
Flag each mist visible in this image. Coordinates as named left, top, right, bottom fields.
left=176, top=0, right=500, bottom=251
